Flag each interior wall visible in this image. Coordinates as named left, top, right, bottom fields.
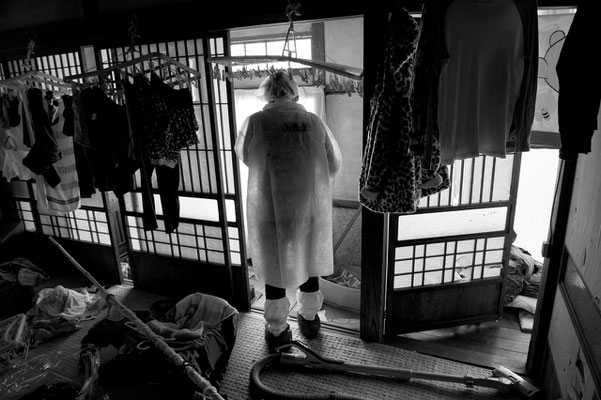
left=564, top=121, right=601, bottom=300
left=546, top=111, right=601, bottom=398
left=548, top=290, right=599, bottom=399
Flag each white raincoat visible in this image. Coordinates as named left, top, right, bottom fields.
left=235, top=100, right=342, bottom=289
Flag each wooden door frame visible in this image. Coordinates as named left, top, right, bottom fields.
left=527, top=159, right=577, bottom=381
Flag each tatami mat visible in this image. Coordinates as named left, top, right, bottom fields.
left=2, top=284, right=528, bottom=400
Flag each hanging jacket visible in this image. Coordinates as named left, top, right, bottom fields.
left=359, top=3, right=450, bottom=214
left=411, top=0, right=538, bottom=167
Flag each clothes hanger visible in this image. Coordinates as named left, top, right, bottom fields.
left=0, top=70, right=72, bottom=93
left=208, top=2, right=363, bottom=81
left=64, top=52, right=202, bottom=82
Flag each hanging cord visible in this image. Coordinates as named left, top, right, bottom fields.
left=125, top=13, right=142, bottom=77
left=22, top=37, right=36, bottom=71
left=282, top=1, right=302, bottom=58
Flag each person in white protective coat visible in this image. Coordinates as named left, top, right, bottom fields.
left=235, top=71, right=342, bottom=353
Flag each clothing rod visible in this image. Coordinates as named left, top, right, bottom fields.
left=208, top=55, right=364, bottom=80
left=64, top=52, right=202, bottom=81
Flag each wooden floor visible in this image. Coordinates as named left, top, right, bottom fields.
left=382, top=308, right=531, bottom=375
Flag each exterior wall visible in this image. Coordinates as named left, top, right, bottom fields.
left=324, top=17, right=364, bottom=202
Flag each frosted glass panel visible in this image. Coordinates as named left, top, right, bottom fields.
left=397, top=207, right=507, bottom=241
left=179, top=197, right=220, bottom=221
left=491, top=156, right=514, bottom=201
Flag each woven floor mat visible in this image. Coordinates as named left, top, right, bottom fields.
left=2, top=284, right=527, bottom=400
left=220, top=312, right=524, bottom=400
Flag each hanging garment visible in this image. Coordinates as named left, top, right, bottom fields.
left=556, top=0, right=601, bottom=160
left=36, top=97, right=81, bottom=214
left=0, top=92, right=35, bottom=181
left=123, top=79, right=181, bottom=233
left=22, top=88, right=62, bottom=187
left=69, top=88, right=96, bottom=198
left=359, top=4, right=450, bottom=214
left=235, top=100, right=342, bottom=289
left=135, top=73, right=199, bottom=167
left=411, top=0, right=538, bottom=166
left=78, top=86, right=137, bottom=195
left=61, top=94, right=74, bottom=137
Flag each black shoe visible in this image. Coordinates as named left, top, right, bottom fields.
left=264, top=324, right=292, bottom=354
left=297, top=314, right=320, bottom=339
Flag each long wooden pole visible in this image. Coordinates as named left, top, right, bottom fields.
left=48, top=237, right=225, bottom=400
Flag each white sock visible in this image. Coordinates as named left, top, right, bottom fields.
left=264, top=297, right=290, bottom=336
left=295, top=290, right=324, bottom=321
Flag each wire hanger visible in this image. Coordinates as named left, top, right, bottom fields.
left=207, top=1, right=363, bottom=81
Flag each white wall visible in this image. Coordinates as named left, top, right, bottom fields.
left=326, top=93, right=363, bottom=202
left=323, top=17, right=364, bottom=202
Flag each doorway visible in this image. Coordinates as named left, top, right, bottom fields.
left=225, top=16, right=364, bottom=332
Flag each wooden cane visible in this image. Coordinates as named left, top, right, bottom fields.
left=48, top=237, right=225, bottom=400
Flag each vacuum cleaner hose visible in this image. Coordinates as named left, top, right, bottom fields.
left=249, top=354, right=367, bottom=400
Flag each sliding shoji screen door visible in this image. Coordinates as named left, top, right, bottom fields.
left=386, top=154, right=521, bottom=334
left=1, top=52, right=122, bottom=283
left=98, top=32, right=249, bottom=308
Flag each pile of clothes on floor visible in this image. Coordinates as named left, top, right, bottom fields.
left=1, top=256, right=238, bottom=400
left=1, top=257, right=108, bottom=347
left=504, top=245, right=544, bottom=332
left=1, top=257, right=109, bottom=399
left=0, top=257, right=50, bottom=320
left=78, top=293, right=238, bottom=400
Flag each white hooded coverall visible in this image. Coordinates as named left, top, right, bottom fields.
left=235, top=100, right=342, bottom=290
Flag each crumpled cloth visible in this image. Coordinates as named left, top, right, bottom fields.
left=26, top=285, right=107, bottom=346
left=34, top=285, right=106, bottom=321
left=0, top=258, right=49, bottom=287
left=153, top=292, right=238, bottom=369
left=504, top=246, right=543, bottom=305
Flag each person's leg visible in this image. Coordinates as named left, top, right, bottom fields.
left=296, top=277, right=324, bottom=339
left=263, top=284, right=292, bottom=353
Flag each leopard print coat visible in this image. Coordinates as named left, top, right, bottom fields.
left=359, top=4, right=449, bottom=214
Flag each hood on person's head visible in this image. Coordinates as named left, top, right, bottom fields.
left=256, top=71, right=299, bottom=103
